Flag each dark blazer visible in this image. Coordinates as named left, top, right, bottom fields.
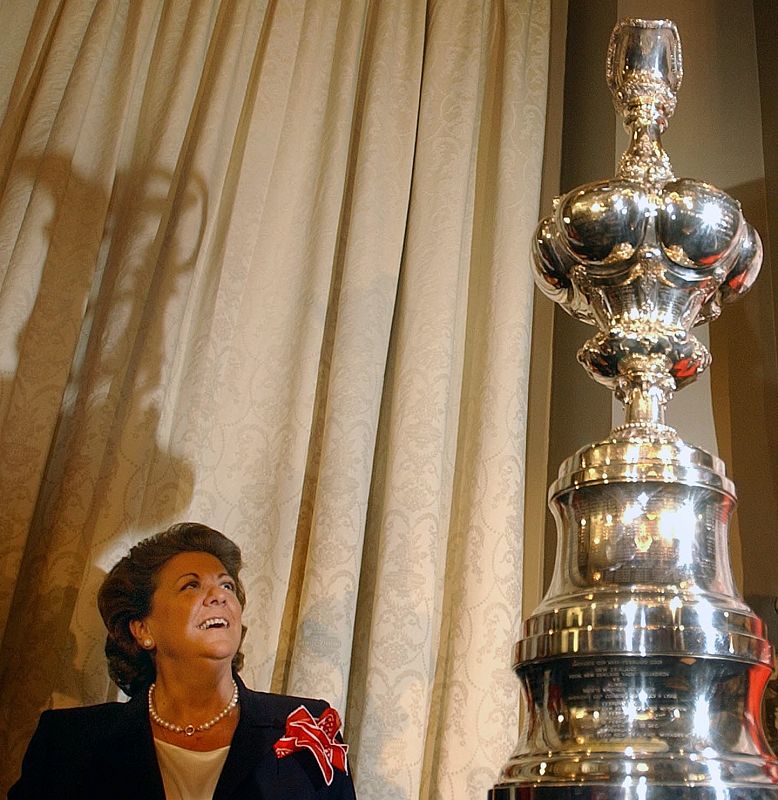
left=8, top=676, right=356, bottom=799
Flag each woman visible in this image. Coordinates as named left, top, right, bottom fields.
left=9, top=522, right=356, bottom=799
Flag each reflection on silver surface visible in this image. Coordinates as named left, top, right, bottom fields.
left=490, top=17, right=777, bottom=800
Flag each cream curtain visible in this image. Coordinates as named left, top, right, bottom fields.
left=0, top=1, right=550, bottom=797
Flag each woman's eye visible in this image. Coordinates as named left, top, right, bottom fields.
left=222, top=581, right=236, bottom=592
left=182, top=580, right=199, bottom=590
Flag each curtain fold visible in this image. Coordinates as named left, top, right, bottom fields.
left=0, top=1, right=550, bottom=797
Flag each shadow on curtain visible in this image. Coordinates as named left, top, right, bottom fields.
left=0, top=1, right=550, bottom=797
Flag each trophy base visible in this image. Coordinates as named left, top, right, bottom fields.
left=489, top=784, right=778, bottom=799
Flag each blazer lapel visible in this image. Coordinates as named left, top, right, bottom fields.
left=91, top=692, right=166, bottom=799
left=213, top=677, right=286, bottom=800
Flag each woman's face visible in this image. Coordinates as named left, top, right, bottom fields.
left=131, top=551, right=243, bottom=669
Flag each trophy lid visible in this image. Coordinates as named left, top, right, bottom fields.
left=606, top=18, right=682, bottom=128
left=532, top=15, right=762, bottom=432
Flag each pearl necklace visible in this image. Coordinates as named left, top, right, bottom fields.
left=148, top=679, right=239, bottom=736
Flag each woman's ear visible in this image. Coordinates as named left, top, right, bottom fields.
left=129, top=619, right=155, bottom=650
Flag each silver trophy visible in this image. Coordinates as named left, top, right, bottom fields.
left=490, top=18, right=778, bottom=800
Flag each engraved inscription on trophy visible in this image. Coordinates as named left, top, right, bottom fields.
left=490, top=18, right=778, bottom=800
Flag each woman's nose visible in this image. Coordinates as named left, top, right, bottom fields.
left=205, top=585, right=227, bottom=604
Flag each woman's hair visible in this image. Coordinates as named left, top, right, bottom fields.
left=97, top=522, right=247, bottom=697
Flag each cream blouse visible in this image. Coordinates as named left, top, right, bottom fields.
left=153, top=739, right=230, bottom=800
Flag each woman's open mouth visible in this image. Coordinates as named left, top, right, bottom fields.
left=197, top=617, right=229, bottom=630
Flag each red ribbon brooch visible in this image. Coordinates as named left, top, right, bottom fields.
left=273, top=705, right=349, bottom=785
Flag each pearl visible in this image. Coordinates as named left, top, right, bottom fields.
left=148, top=679, right=239, bottom=735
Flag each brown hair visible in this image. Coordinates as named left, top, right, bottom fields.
left=97, top=522, right=247, bottom=696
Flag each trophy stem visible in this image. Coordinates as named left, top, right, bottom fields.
left=623, top=384, right=667, bottom=427
left=617, top=120, right=674, bottom=185
left=614, top=355, right=675, bottom=428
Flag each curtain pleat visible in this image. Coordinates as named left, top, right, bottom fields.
left=0, top=1, right=550, bottom=797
